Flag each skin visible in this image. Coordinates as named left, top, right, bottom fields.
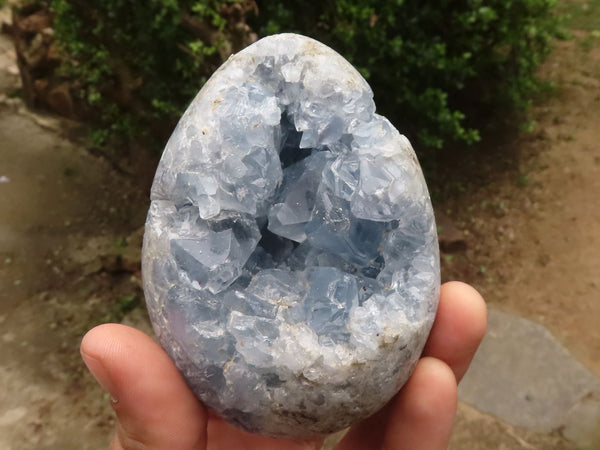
left=81, top=281, right=487, bottom=450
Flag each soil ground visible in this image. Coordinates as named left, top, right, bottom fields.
left=440, top=33, right=600, bottom=379
left=0, top=8, right=151, bottom=447
left=0, top=4, right=598, bottom=449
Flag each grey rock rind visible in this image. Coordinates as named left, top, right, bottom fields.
left=142, top=33, right=440, bottom=438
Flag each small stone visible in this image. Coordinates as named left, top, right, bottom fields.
left=46, top=82, right=74, bottom=118
left=436, top=211, right=468, bottom=253
left=142, top=33, right=439, bottom=439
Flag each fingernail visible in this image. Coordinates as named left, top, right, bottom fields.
left=81, top=351, right=118, bottom=403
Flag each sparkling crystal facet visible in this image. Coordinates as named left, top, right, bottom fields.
left=142, top=33, right=440, bottom=439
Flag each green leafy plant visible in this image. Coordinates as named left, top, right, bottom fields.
left=117, top=294, right=139, bottom=315
left=254, top=0, right=560, bottom=151
left=50, top=0, right=256, bottom=148
left=47, top=0, right=559, bottom=154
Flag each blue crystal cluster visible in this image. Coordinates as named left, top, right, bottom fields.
left=142, top=34, right=440, bottom=438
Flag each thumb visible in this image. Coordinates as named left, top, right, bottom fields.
left=81, top=324, right=207, bottom=450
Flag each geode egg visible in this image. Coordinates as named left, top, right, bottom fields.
left=142, top=33, right=440, bottom=438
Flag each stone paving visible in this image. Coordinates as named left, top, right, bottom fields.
left=457, top=308, right=600, bottom=448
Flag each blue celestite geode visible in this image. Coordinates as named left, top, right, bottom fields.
left=142, top=33, right=440, bottom=439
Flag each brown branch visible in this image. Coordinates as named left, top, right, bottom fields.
left=180, top=13, right=215, bottom=43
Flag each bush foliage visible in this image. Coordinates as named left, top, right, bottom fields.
left=48, top=0, right=559, bottom=151
left=255, top=0, right=559, bottom=149
left=50, top=0, right=257, bottom=145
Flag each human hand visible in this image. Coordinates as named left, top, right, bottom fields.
left=81, top=281, right=486, bottom=450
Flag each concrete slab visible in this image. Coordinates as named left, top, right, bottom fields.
left=459, top=309, right=600, bottom=445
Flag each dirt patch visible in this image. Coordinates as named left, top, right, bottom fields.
left=0, top=13, right=152, bottom=447
left=440, top=35, right=600, bottom=378
left=449, top=403, right=576, bottom=450
left=0, top=108, right=152, bottom=448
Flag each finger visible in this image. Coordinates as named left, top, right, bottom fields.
left=336, top=281, right=485, bottom=448
left=382, top=357, right=457, bottom=450
left=81, top=324, right=208, bottom=450
left=332, top=403, right=392, bottom=449
left=335, top=359, right=458, bottom=450
left=206, top=413, right=324, bottom=450
left=423, top=281, right=487, bottom=382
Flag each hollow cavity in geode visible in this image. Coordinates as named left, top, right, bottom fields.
left=142, top=33, right=440, bottom=439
